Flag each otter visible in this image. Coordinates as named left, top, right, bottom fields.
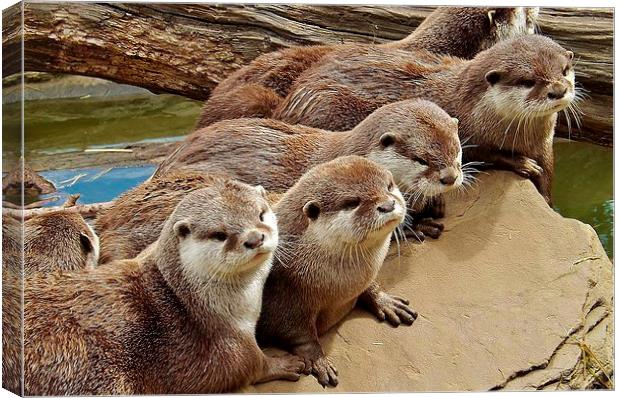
left=156, top=99, right=463, bottom=241
left=272, top=35, right=577, bottom=204
left=258, top=156, right=417, bottom=387
left=196, top=7, right=538, bottom=128
left=23, top=183, right=304, bottom=395
left=24, top=210, right=99, bottom=273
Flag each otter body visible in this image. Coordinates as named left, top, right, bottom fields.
left=197, top=7, right=538, bottom=128
left=156, top=100, right=463, bottom=241
left=273, top=35, right=576, bottom=203
left=24, top=185, right=303, bottom=395
left=24, top=211, right=99, bottom=273
left=257, top=156, right=417, bottom=387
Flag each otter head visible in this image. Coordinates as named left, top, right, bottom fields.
left=485, top=7, right=539, bottom=42
left=25, top=211, right=100, bottom=270
left=168, top=181, right=278, bottom=281
left=360, top=100, right=463, bottom=201
left=481, top=35, right=575, bottom=118
left=289, top=156, right=406, bottom=248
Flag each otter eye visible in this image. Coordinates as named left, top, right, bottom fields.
left=415, top=157, right=429, bottom=166
left=342, top=198, right=361, bottom=210
left=388, top=181, right=394, bottom=191
left=519, top=79, right=536, bottom=88
left=210, top=232, right=227, bottom=242
left=259, top=210, right=266, bottom=222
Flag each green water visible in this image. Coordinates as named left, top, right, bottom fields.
left=3, top=94, right=201, bottom=156
left=4, top=93, right=613, bottom=257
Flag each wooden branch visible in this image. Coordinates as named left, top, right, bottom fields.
left=2, top=201, right=114, bottom=221
left=3, top=4, right=612, bottom=146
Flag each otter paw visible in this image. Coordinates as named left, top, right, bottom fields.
left=405, top=218, right=444, bottom=241
left=514, top=156, right=543, bottom=178
left=260, top=354, right=305, bottom=383
left=311, top=356, right=339, bottom=387
left=367, top=292, right=418, bottom=327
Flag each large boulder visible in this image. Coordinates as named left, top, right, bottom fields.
left=249, top=171, right=613, bottom=392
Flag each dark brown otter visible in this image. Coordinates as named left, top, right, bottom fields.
left=23, top=184, right=304, bottom=395
left=257, top=156, right=417, bottom=387
left=196, top=7, right=538, bottom=128
left=272, top=35, right=578, bottom=204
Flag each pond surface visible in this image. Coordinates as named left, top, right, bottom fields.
left=9, top=93, right=614, bottom=258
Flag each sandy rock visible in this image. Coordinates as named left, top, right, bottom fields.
left=249, top=171, right=613, bottom=392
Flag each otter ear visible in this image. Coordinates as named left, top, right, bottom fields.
left=174, top=221, right=191, bottom=239
left=487, top=10, right=496, bottom=26
left=255, top=185, right=267, bottom=198
left=566, top=50, right=574, bottom=61
left=79, top=233, right=93, bottom=254
left=451, top=117, right=459, bottom=125
left=379, top=133, right=396, bottom=148
left=485, top=70, right=502, bottom=86
left=302, top=201, right=321, bottom=221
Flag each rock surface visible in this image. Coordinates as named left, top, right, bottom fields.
left=248, top=171, right=613, bottom=392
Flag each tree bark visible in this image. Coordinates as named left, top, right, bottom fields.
left=3, top=3, right=613, bottom=146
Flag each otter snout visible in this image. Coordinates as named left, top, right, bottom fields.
left=439, top=167, right=460, bottom=186
left=547, top=82, right=568, bottom=100
left=243, top=231, right=265, bottom=249
left=377, top=199, right=395, bottom=213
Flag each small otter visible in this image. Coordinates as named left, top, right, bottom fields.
left=196, top=7, right=538, bottom=128
left=273, top=35, right=576, bottom=204
left=258, top=156, right=417, bottom=387
left=24, top=210, right=99, bottom=273
left=24, top=184, right=304, bottom=395
left=157, top=99, right=463, bottom=240
left=95, top=172, right=224, bottom=263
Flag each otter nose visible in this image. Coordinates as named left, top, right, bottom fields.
left=548, top=85, right=567, bottom=100
left=243, top=232, right=265, bottom=249
left=440, top=175, right=457, bottom=186
left=377, top=200, right=395, bottom=213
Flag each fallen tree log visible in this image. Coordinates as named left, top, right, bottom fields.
left=2, top=4, right=612, bottom=145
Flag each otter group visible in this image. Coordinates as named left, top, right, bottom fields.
left=13, top=6, right=583, bottom=394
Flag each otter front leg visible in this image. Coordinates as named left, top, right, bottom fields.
left=290, top=329, right=339, bottom=387
left=253, top=353, right=305, bottom=384
left=358, top=281, right=418, bottom=327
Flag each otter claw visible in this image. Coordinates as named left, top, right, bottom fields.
left=367, top=292, right=418, bottom=327
left=312, top=357, right=339, bottom=387
left=514, top=156, right=543, bottom=178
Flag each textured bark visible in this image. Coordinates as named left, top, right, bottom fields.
left=2, top=3, right=613, bottom=145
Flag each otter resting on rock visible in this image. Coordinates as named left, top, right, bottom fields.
left=23, top=183, right=304, bottom=395
left=257, top=156, right=418, bottom=387
left=196, top=7, right=538, bottom=128
left=272, top=35, right=578, bottom=204
left=155, top=99, right=464, bottom=241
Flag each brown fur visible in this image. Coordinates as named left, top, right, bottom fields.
left=23, top=184, right=304, bottom=395
left=257, top=156, right=418, bottom=387
left=95, top=172, right=225, bottom=263
left=156, top=100, right=463, bottom=239
left=2, top=216, right=23, bottom=395
left=272, top=35, right=576, bottom=204
left=24, top=211, right=99, bottom=273
left=196, top=7, right=537, bottom=128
